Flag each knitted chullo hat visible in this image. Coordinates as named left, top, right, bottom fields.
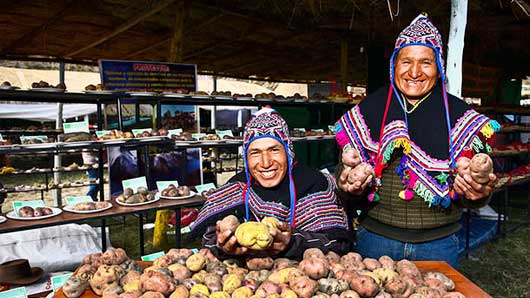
left=390, top=13, right=445, bottom=80
left=242, top=107, right=297, bottom=227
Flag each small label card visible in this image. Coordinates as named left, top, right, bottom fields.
left=191, top=248, right=200, bottom=254
left=215, top=130, right=233, bottom=138
left=51, top=273, right=73, bottom=292
left=122, top=177, right=148, bottom=192
left=311, top=129, right=324, bottom=133
left=19, top=135, right=48, bottom=143
left=63, top=120, right=89, bottom=134
left=294, top=128, right=306, bottom=132
left=0, top=133, right=4, bottom=141
left=328, top=125, right=336, bottom=133
left=13, top=200, right=45, bottom=216
left=195, top=183, right=216, bottom=194
left=65, top=196, right=93, bottom=206
left=95, top=130, right=112, bottom=138
left=167, top=129, right=183, bottom=137
left=156, top=180, right=179, bottom=190
left=141, top=251, right=165, bottom=261
left=132, top=128, right=152, bottom=136
left=191, top=133, right=206, bottom=140
left=320, top=168, right=331, bottom=175
left=0, top=287, right=27, bottom=298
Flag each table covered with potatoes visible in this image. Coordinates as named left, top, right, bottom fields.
left=54, top=216, right=490, bottom=298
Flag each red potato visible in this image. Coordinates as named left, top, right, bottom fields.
left=335, top=270, right=359, bottom=283
left=101, top=248, right=128, bottom=265
left=289, top=276, right=318, bottom=298
left=168, top=263, right=191, bottom=281
left=329, top=263, right=346, bottom=275
left=139, top=270, right=176, bottom=296
left=255, top=280, right=281, bottom=297
left=362, top=258, right=382, bottom=271
left=326, top=251, right=341, bottom=264
left=118, top=290, right=142, bottom=298
left=18, top=206, right=34, bottom=217
left=35, top=207, right=53, bottom=216
left=218, top=215, right=241, bottom=233
left=288, top=268, right=307, bottom=280
left=83, top=252, right=103, bottom=266
left=442, top=292, right=466, bottom=298
left=424, top=277, right=447, bottom=292
left=384, top=277, right=409, bottom=297
left=120, top=271, right=141, bottom=287
left=343, top=261, right=365, bottom=271
left=374, top=290, right=392, bottom=298
left=396, top=260, right=421, bottom=277
left=273, top=258, right=298, bottom=271
left=298, top=258, right=329, bottom=280
left=139, top=292, right=165, bottom=298
left=339, top=290, right=361, bottom=298
left=378, top=256, right=395, bottom=271
left=303, top=248, right=326, bottom=260
left=167, top=248, right=194, bottom=260
left=469, top=153, right=493, bottom=184
left=153, top=255, right=174, bottom=268
left=415, top=286, right=444, bottom=298
left=349, top=274, right=379, bottom=297
left=423, top=272, right=455, bottom=291
left=340, top=253, right=362, bottom=264
left=400, top=273, right=425, bottom=289
left=246, top=257, right=274, bottom=270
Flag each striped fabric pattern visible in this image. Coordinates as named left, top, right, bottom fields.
left=335, top=107, right=497, bottom=205
left=192, top=174, right=348, bottom=232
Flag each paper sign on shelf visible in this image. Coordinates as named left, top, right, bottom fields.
left=156, top=180, right=179, bottom=190
left=122, top=177, right=148, bottom=192
left=0, top=133, right=4, bottom=141
left=195, top=183, right=216, bottom=194
left=215, top=130, right=233, bottom=138
left=191, top=133, right=206, bottom=140
left=328, top=125, right=336, bottom=133
left=19, top=135, right=48, bottom=143
left=0, top=287, right=27, bottom=298
left=191, top=248, right=200, bottom=254
left=65, top=196, right=93, bottom=206
left=63, top=120, right=89, bottom=134
left=131, top=128, right=152, bottom=136
left=51, top=273, right=73, bottom=292
left=95, top=130, right=112, bottom=138
left=141, top=251, right=165, bottom=261
left=293, top=128, right=306, bottom=132
left=311, top=129, right=324, bottom=133
left=167, top=129, right=183, bottom=137
left=12, top=200, right=45, bottom=216
left=320, top=168, right=331, bottom=175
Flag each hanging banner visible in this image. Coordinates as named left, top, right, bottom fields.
left=99, top=60, right=197, bottom=93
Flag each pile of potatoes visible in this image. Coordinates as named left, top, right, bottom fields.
left=62, top=246, right=466, bottom=298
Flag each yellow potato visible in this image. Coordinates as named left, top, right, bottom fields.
left=223, top=273, right=242, bottom=294
left=186, top=253, right=207, bottom=272
left=211, top=291, right=231, bottom=298
left=231, top=286, right=253, bottom=298
left=235, top=222, right=273, bottom=250
left=268, top=268, right=294, bottom=284
left=169, top=285, right=189, bottom=298
left=190, top=284, right=210, bottom=296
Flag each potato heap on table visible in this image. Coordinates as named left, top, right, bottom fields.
left=63, top=239, right=466, bottom=298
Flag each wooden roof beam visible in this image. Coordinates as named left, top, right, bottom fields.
left=65, top=0, right=178, bottom=58
left=124, top=14, right=225, bottom=59
left=0, top=1, right=77, bottom=55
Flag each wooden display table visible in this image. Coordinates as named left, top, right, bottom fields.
left=49, top=261, right=490, bottom=298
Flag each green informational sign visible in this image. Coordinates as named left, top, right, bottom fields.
left=19, top=135, right=48, bottom=143
left=191, top=133, right=206, bottom=140
left=328, top=125, right=336, bottom=133
left=215, top=130, right=233, bottom=138
left=12, top=200, right=45, bottom=216
left=122, top=177, right=148, bottom=192
left=195, top=183, right=216, bottom=194
left=65, top=196, right=93, bottom=206
left=0, top=287, right=27, bottom=298
left=191, top=248, right=199, bottom=254
left=132, top=128, right=152, bottom=136
left=52, top=273, right=73, bottom=292
left=156, top=181, right=179, bottom=190
left=311, top=129, right=324, bottom=133
left=95, top=130, right=112, bottom=138
left=63, top=120, right=89, bottom=134
left=141, top=251, right=165, bottom=261
left=167, top=129, right=182, bottom=137
left=293, top=128, right=306, bottom=132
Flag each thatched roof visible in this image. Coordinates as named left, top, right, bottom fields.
left=0, top=0, right=528, bottom=89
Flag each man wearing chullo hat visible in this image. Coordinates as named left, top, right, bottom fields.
left=335, top=14, right=499, bottom=267
left=191, top=108, right=353, bottom=260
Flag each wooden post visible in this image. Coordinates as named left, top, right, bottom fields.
left=446, top=0, right=468, bottom=97
left=340, top=38, right=348, bottom=93
left=153, top=1, right=185, bottom=250
left=168, top=1, right=185, bottom=62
